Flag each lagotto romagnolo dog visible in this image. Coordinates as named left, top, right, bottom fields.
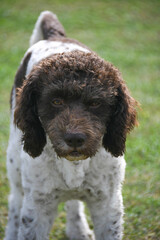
left=5, top=11, right=138, bottom=240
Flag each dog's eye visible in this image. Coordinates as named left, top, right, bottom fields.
left=89, top=101, right=101, bottom=108
left=52, top=98, right=64, bottom=106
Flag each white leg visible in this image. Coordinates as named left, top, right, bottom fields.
left=5, top=129, right=23, bottom=240
left=4, top=183, right=23, bottom=240
left=66, top=200, right=95, bottom=240
left=87, top=196, right=124, bottom=240
left=18, top=191, right=59, bottom=240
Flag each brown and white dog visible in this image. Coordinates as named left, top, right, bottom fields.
left=5, top=11, right=138, bottom=240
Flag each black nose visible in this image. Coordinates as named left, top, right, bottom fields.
left=64, top=133, right=86, bottom=148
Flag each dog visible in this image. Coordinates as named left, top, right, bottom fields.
left=5, top=11, right=138, bottom=240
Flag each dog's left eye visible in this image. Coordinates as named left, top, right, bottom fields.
left=52, top=98, right=64, bottom=106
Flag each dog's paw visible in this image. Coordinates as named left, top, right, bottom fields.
left=67, top=230, right=95, bottom=240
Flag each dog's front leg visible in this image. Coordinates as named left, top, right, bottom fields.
left=18, top=192, right=59, bottom=240
left=66, top=200, right=95, bottom=240
left=4, top=182, right=23, bottom=240
left=87, top=195, right=124, bottom=240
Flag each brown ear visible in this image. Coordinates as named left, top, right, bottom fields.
left=14, top=78, right=46, bottom=158
left=103, top=81, right=138, bottom=157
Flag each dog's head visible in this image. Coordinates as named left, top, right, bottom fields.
left=14, top=51, right=138, bottom=160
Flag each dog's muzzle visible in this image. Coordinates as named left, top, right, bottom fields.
left=64, top=133, right=88, bottom=161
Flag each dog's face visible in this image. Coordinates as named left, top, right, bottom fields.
left=14, top=51, right=138, bottom=160
left=37, top=74, right=115, bottom=161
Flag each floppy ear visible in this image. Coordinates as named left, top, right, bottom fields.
left=14, top=77, right=46, bottom=158
left=103, top=79, right=138, bottom=157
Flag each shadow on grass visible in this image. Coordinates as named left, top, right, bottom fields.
left=59, top=237, right=69, bottom=240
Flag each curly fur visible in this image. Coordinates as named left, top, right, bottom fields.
left=5, top=11, right=138, bottom=240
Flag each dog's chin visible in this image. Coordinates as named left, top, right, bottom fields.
left=64, top=151, right=89, bottom=161
left=65, top=155, right=89, bottom=161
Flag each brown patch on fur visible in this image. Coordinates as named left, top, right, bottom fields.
left=10, top=52, right=32, bottom=109
left=14, top=52, right=32, bottom=88
left=14, top=51, right=138, bottom=158
left=41, top=13, right=66, bottom=40
left=10, top=86, right=14, bottom=110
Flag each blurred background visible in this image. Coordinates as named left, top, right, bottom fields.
left=0, top=0, right=160, bottom=239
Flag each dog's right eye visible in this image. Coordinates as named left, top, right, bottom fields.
left=52, top=98, right=64, bottom=106
left=89, top=101, right=101, bottom=108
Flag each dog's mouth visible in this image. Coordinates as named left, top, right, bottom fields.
left=65, top=151, right=89, bottom=161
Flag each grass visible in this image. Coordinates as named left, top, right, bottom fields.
left=0, top=0, right=160, bottom=239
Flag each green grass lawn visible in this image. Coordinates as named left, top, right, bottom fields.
left=0, top=0, right=160, bottom=239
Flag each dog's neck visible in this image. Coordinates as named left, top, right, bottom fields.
left=43, top=136, right=91, bottom=188
left=55, top=157, right=91, bottom=189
